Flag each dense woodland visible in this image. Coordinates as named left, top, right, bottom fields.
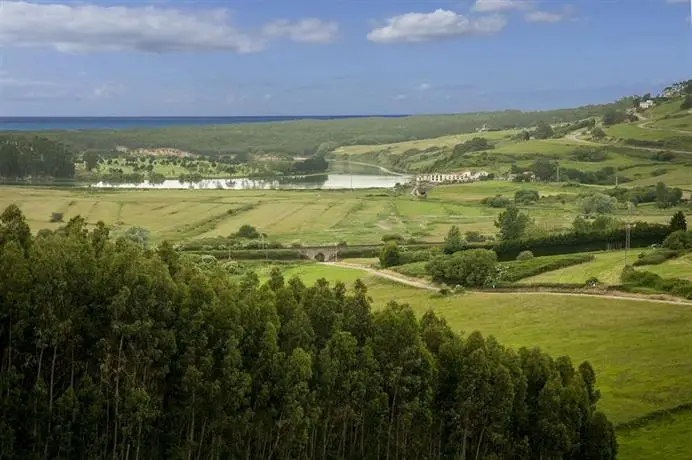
left=0, top=135, right=75, bottom=179
left=0, top=205, right=617, bottom=459
left=35, top=102, right=630, bottom=156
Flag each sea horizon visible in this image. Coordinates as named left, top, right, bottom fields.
left=0, top=114, right=410, bottom=132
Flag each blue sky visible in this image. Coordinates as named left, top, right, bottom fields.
left=0, top=0, right=690, bottom=116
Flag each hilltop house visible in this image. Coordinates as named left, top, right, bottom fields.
left=639, top=100, right=655, bottom=109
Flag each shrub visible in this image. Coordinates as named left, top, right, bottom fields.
left=633, top=249, right=681, bottom=266
left=379, top=241, right=401, bottom=268
left=426, top=249, right=497, bottom=287
left=381, top=234, right=405, bottom=243
left=481, top=195, right=511, bottom=208
left=514, top=189, right=540, bottom=204
left=662, top=230, right=692, bottom=250
left=621, top=266, right=692, bottom=299
left=499, top=253, right=595, bottom=282
left=49, top=212, right=64, bottom=223
left=516, top=250, right=534, bottom=261
left=235, top=224, right=260, bottom=239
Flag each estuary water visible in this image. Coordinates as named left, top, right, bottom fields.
left=90, top=174, right=410, bottom=190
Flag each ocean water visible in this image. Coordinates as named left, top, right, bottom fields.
left=0, top=115, right=407, bottom=131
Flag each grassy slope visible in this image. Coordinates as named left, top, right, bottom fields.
left=258, top=262, right=692, bottom=459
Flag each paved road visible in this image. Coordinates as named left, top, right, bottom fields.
left=324, top=262, right=692, bottom=305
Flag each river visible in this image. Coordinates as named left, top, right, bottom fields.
left=90, top=174, right=411, bottom=190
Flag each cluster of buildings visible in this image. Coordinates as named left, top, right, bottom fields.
left=416, top=170, right=489, bottom=184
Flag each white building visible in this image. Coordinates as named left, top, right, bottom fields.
left=417, top=170, right=489, bottom=184
left=639, top=100, right=655, bottom=109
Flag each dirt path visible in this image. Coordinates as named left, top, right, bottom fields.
left=324, top=262, right=692, bottom=305
left=322, top=262, right=438, bottom=290
left=564, top=131, right=692, bottom=154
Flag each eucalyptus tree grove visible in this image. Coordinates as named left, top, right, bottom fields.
left=0, top=205, right=617, bottom=459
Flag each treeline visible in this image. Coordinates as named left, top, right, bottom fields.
left=36, top=102, right=628, bottom=156
left=0, top=205, right=618, bottom=459
left=0, top=135, right=75, bottom=179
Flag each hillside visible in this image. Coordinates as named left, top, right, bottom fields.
left=25, top=102, right=632, bottom=156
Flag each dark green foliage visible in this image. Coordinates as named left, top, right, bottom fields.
left=426, top=248, right=498, bottom=287
left=591, top=127, right=607, bottom=140
left=381, top=233, right=405, bottom=243
left=529, top=158, right=558, bottom=181
left=465, top=230, right=492, bottom=243
left=632, top=249, right=681, bottom=266
left=495, top=205, right=531, bottom=240
left=655, top=181, right=683, bottom=208
left=560, top=166, right=617, bottom=185
left=670, top=211, right=687, bottom=232
left=663, top=230, right=692, bottom=250
left=602, top=109, right=628, bottom=126
left=499, top=253, right=595, bottom=282
left=651, top=150, right=676, bottom=161
left=443, top=225, right=464, bottom=254
left=533, top=121, right=555, bottom=139
left=573, top=216, right=622, bottom=233
left=82, top=151, right=101, bottom=171
left=681, top=94, right=692, bottom=110
left=235, top=224, right=261, bottom=239
left=621, top=266, right=692, bottom=299
left=453, top=137, right=493, bottom=154
left=481, top=195, right=511, bottom=208
left=514, top=189, right=540, bottom=204
left=570, top=147, right=608, bottom=162
left=0, top=206, right=618, bottom=459
left=379, top=241, right=401, bottom=267
left=292, top=155, right=328, bottom=174
left=49, top=212, right=64, bottom=223
left=0, top=135, right=75, bottom=179
left=581, top=193, right=617, bottom=215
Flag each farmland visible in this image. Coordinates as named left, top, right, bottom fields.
left=1, top=182, right=686, bottom=245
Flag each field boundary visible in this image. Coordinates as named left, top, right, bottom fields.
left=615, top=403, right=692, bottom=431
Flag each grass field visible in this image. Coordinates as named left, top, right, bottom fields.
left=253, top=262, right=692, bottom=459
left=645, top=252, right=692, bottom=280
left=520, top=250, right=644, bottom=285
left=1, top=184, right=685, bottom=245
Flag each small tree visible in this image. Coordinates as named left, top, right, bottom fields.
left=581, top=193, right=617, bottom=215
left=122, top=226, right=152, bottom=249
left=49, top=212, right=64, bottom=223
left=426, top=249, right=497, bottom=287
left=516, top=250, right=534, bottom=261
left=533, top=122, right=554, bottom=140
left=670, top=211, right=687, bottom=232
left=379, top=241, right=401, bottom=268
left=443, top=225, right=464, bottom=254
left=591, top=127, right=606, bottom=140
left=235, top=224, right=260, bottom=239
left=495, top=205, right=530, bottom=240
left=514, top=189, right=540, bottom=204
left=681, top=95, right=692, bottom=111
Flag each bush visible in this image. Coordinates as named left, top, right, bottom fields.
left=382, top=234, right=405, bottom=243
left=379, top=241, right=401, bottom=268
left=235, top=224, right=260, bottom=239
left=516, top=250, right=534, bottom=261
left=633, top=249, right=681, bottom=266
left=481, top=195, right=511, bottom=208
left=514, top=189, right=540, bottom=205
left=662, top=230, right=692, bottom=250
left=426, top=249, right=497, bottom=287
left=499, top=253, right=595, bottom=282
left=49, top=212, right=64, bottom=223
left=621, top=266, right=692, bottom=299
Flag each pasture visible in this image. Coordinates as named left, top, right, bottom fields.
left=253, top=261, right=692, bottom=459
left=1, top=183, right=685, bottom=245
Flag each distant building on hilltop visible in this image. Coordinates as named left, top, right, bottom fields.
left=417, top=170, right=488, bottom=184
left=639, top=100, right=655, bottom=109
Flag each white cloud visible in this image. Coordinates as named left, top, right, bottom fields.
left=263, top=18, right=339, bottom=44
left=263, top=93, right=272, bottom=100
left=472, top=0, right=533, bottom=13
left=0, top=1, right=262, bottom=53
left=418, top=83, right=432, bottom=91
left=524, top=6, right=575, bottom=23
left=393, top=94, right=408, bottom=101
left=367, top=9, right=507, bottom=43
left=91, top=83, right=125, bottom=99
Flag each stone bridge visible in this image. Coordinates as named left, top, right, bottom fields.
left=298, top=245, right=340, bottom=262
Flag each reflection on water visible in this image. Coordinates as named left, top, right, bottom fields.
left=91, top=174, right=411, bottom=190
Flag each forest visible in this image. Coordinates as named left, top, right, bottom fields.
left=0, top=135, right=75, bottom=179
left=0, top=204, right=617, bottom=459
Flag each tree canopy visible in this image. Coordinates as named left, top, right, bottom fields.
left=0, top=205, right=618, bottom=459
left=0, top=135, right=75, bottom=179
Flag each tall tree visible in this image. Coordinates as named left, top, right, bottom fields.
left=670, top=211, right=687, bottom=232
left=495, top=205, right=530, bottom=240
left=443, top=225, right=465, bottom=254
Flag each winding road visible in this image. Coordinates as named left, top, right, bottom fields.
left=323, top=262, right=692, bottom=306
